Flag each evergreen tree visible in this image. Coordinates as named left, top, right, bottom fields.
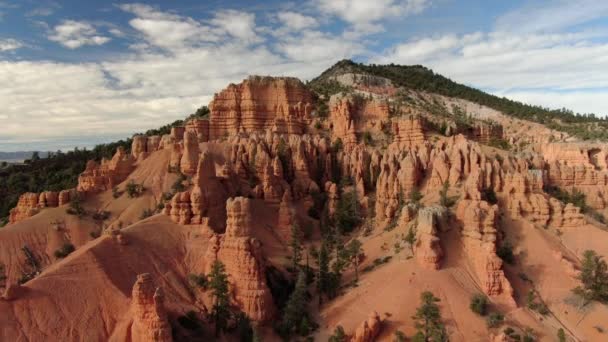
left=347, top=239, right=363, bottom=282
left=289, top=223, right=303, bottom=271
left=557, top=328, right=566, bottom=342
left=208, top=260, right=231, bottom=336
left=404, top=226, right=417, bottom=254
left=316, top=243, right=330, bottom=304
left=572, top=250, right=608, bottom=304
left=412, top=291, right=447, bottom=342
left=328, top=325, right=346, bottom=342
left=280, top=271, right=309, bottom=337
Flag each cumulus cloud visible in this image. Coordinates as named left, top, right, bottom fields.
left=495, top=0, right=608, bottom=33
left=0, top=38, right=22, bottom=52
left=48, top=20, right=110, bottom=49
left=276, top=11, right=318, bottom=31
left=210, top=10, right=261, bottom=43
left=315, top=0, right=429, bottom=34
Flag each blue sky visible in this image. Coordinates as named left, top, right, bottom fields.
left=1, top=0, right=608, bottom=151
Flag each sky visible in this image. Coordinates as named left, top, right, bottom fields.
left=1, top=0, right=608, bottom=152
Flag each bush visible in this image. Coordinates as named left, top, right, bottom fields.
left=486, top=312, right=504, bottom=328
left=470, top=294, right=489, bottom=316
left=126, top=180, right=145, bottom=198
left=362, top=131, right=373, bottom=145
left=335, top=191, right=361, bottom=233
left=332, top=138, right=344, bottom=153
left=112, top=186, right=121, bottom=198
left=497, top=241, right=515, bottom=265
left=188, top=273, right=208, bottom=289
left=328, top=325, right=346, bottom=342
left=572, top=250, right=608, bottom=304
left=66, top=195, right=86, bottom=217
left=481, top=188, right=498, bottom=204
left=177, top=310, right=201, bottom=331
left=92, top=210, right=110, bottom=221
left=140, top=208, right=154, bottom=220
left=54, top=243, right=75, bottom=259
left=394, top=330, right=406, bottom=342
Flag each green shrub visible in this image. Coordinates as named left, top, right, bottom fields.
left=54, top=243, right=75, bottom=259
left=497, top=241, right=515, bottom=265
left=470, top=294, right=489, bottom=316
left=486, top=312, right=504, bottom=328
left=126, top=180, right=145, bottom=198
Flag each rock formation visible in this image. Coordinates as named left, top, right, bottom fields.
left=209, top=76, right=314, bottom=140
left=415, top=206, right=446, bottom=269
left=130, top=273, right=172, bottom=342
left=471, top=121, right=503, bottom=144
left=277, top=189, right=295, bottom=242
left=351, top=311, right=382, bottom=342
left=205, top=197, right=275, bottom=321
left=180, top=130, right=200, bottom=175
left=456, top=199, right=514, bottom=303
left=392, top=116, right=426, bottom=147
left=77, top=147, right=134, bottom=193
left=9, top=190, right=73, bottom=224
left=185, top=118, right=209, bottom=142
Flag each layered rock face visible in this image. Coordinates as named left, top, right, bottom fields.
left=415, top=206, right=446, bottom=269
left=8, top=190, right=73, bottom=224
left=179, top=130, right=200, bottom=176
left=8, top=193, right=40, bottom=224
left=185, top=118, right=209, bottom=142
left=503, top=170, right=585, bottom=227
left=205, top=197, right=275, bottom=321
left=456, top=199, right=514, bottom=303
left=471, top=121, right=503, bottom=144
left=329, top=95, right=390, bottom=149
left=130, top=273, right=172, bottom=342
left=131, top=134, right=161, bottom=160
left=351, top=311, right=382, bottom=342
left=77, top=147, right=135, bottom=193
left=542, top=143, right=608, bottom=209
left=392, top=116, right=426, bottom=147
left=209, top=76, right=314, bottom=140
left=164, top=151, right=229, bottom=230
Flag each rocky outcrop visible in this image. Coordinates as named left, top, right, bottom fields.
left=415, top=206, right=447, bottom=269
left=77, top=147, right=135, bottom=193
left=164, top=151, right=229, bottom=230
left=8, top=193, right=39, bottom=224
left=206, top=197, right=275, bottom=321
left=277, top=189, right=295, bottom=242
left=185, top=118, right=209, bottom=142
left=328, top=95, right=390, bottom=149
left=209, top=76, right=314, bottom=140
left=179, top=130, right=200, bottom=175
left=392, top=116, right=426, bottom=147
left=132, top=134, right=161, bottom=160
left=9, top=190, right=74, bottom=224
left=351, top=311, right=382, bottom=342
left=471, top=121, right=503, bottom=144
left=503, top=170, right=585, bottom=228
left=130, top=273, right=172, bottom=342
left=456, top=199, right=514, bottom=303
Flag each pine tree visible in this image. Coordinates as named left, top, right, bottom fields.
left=347, top=239, right=363, bottom=282
left=208, top=260, right=231, bottom=336
left=281, top=271, right=308, bottom=336
left=289, top=223, right=303, bottom=271
left=557, top=328, right=566, bottom=342
left=405, top=226, right=417, bottom=254
left=412, top=291, right=447, bottom=342
left=317, top=243, right=330, bottom=304
left=573, top=250, right=608, bottom=304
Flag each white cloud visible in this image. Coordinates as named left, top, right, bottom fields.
left=48, top=20, right=110, bottom=49
left=210, top=10, right=261, bottom=43
left=495, top=0, right=608, bottom=33
left=276, top=30, right=364, bottom=62
left=315, top=0, right=429, bottom=34
left=277, top=11, right=318, bottom=31
left=0, top=38, right=22, bottom=52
